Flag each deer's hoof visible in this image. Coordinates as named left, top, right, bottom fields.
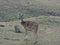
left=34, top=41, right=38, bottom=45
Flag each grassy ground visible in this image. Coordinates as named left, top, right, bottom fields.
left=0, top=16, right=60, bottom=45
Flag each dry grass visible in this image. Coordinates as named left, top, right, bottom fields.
left=0, top=16, right=60, bottom=45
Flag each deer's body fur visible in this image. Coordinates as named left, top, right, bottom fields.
left=21, top=21, right=38, bottom=32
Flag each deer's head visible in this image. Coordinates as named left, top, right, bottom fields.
left=19, top=14, right=24, bottom=22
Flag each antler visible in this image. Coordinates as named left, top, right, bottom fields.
left=19, top=13, right=23, bottom=17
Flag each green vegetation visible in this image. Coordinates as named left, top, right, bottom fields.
left=0, top=0, right=60, bottom=21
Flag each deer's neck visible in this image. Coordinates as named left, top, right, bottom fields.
left=21, top=21, right=26, bottom=25
left=20, top=17, right=25, bottom=25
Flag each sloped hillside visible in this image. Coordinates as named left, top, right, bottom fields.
left=0, top=0, right=60, bottom=21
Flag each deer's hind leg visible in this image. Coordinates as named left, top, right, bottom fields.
left=33, top=30, right=38, bottom=45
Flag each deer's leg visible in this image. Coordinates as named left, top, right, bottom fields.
left=24, top=29, right=28, bottom=41
left=24, top=29, right=29, bottom=45
left=34, top=30, right=38, bottom=45
left=25, top=30, right=27, bottom=36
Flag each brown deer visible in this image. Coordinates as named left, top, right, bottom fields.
left=19, top=14, right=38, bottom=45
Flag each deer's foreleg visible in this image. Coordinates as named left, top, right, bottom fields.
left=24, top=29, right=28, bottom=41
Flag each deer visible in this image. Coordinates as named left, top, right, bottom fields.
left=19, top=14, right=38, bottom=45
